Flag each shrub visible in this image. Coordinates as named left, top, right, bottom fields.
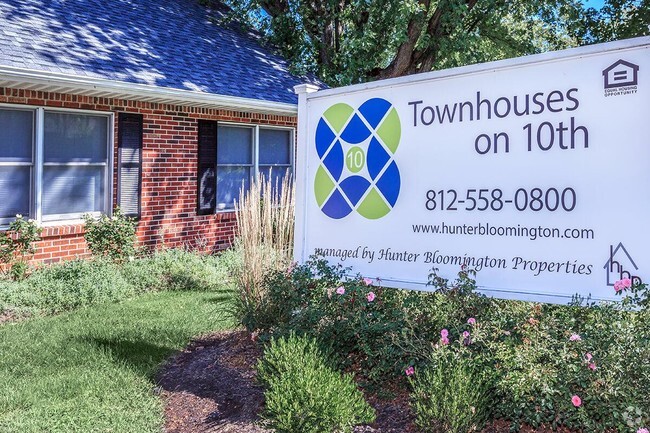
left=0, top=249, right=233, bottom=318
left=247, top=258, right=650, bottom=432
left=411, top=348, right=492, bottom=433
left=257, top=332, right=375, bottom=433
left=83, top=208, right=137, bottom=261
left=0, top=215, right=42, bottom=280
left=18, top=258, right=133, bottom=314
left=416, top=270, right=648, bottom=432
left=250, top=259, right=495, bottom=384
left=254, top=257, right=415, bottom=382
left=122, top=248, right=229, bottom=292
left=490, top=300, right=650, bottom=432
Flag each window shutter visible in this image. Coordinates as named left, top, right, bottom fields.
left=197, top=120, right=217, bottom=215
left=117, top=113, right=143, bottom=218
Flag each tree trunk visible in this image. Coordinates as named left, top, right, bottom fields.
left=373, top=0, right=479, bottom=79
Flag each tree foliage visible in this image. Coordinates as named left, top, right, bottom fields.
left=579, top=0, right=650, bottom=43
left=219, top=0, right=649, bottom=86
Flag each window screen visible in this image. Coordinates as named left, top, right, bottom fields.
left=44, top=112, right=108, bottom=162
left=259, top=128, right=292, bottom=190
left=42, top=111, right=109, bottom=220
left=0, top=166, right=31, bottom=220
left=42, top=166, right=105, bottom=215
left=259, top=129, right=291, bottom=165
left=0, top=109, right=33, bottom=162
left=216, top=125, right=253, bottom=210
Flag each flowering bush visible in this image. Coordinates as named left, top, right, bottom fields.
left=434, top=288, right=650, bottom=432
left=250, top=259, right=650, bottom=432
left=0, top=215, right=42, bottom=280
left=83, top=208, right=137, bottom=261
left=615, top=277, right=650, bottom=309
left=254, top=257, right=412, bottom=383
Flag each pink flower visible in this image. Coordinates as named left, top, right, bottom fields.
left=441, top=337, right=449, bottom=345
left=405, top=366, right=414, bottom=376
left=585, top=352, right=593, bottom=361
left=462, top=331, right=470, bottom=338
left=614, top=278, right=632, bottom=293
left=569, top=333, right=582, bottom=342
left=614, top=280, right=624, bottom=293
left=637, top=428, right=649, bottom=433
left=367, top=292, right=376, bottom=302
left=336, top=286, right=345, bottom=295
left=571, top=395, right=582, bottom=407
left=440, top=329, right=449, bottom=338
left=362, top=277, right=373, bottom=286
left=588, top=363, right=597, bottom=371
left=467, top=317, right=476, bottom=325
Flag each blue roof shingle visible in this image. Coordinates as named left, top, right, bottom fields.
left=0, top=0, right=315, bottom=104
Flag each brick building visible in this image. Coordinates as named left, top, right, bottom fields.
left=0, top=0, right=315, bottom=263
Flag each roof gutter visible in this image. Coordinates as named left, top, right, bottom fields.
left=0, top=65, right=298, bottom=115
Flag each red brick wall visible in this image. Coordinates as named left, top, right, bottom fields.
left=0, top=87, right=297, bottom=264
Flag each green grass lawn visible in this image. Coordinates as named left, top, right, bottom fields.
left=0, top=290, right=233, bottom=433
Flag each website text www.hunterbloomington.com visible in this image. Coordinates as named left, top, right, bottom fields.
left=412, top=221, right=594, bottom=241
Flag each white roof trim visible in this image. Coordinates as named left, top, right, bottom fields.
left=0, top=65, right=298, bottom=115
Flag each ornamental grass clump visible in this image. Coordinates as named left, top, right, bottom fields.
left=233, top=172, right=294, bottom=330
left=257, top=332, right=375, bottom=433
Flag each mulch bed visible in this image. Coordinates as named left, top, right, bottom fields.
left=157, top=330, right=573, bottom=433
left=157, top=330, right=268, bottom=433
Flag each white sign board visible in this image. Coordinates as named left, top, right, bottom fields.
left=294, top=38, right=650, bottom=303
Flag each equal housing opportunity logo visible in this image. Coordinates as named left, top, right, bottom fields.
left=602, top=59, right=639, bottom=97
left=314, top=98, right=401, bottom=219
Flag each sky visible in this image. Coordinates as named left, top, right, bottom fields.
left=583, top=0, right=606, bottom=9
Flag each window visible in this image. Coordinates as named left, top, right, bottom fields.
left=216, top=125, right=253, bottom=209
left=197, top=122, right=294, bottom=213
left=0, top=106, right=112, bottom=226
left=258, top=128, right=293, bottom=188
left=0, top=108, right=33, bottom=225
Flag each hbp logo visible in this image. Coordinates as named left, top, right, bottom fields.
left=314, top=98, right=401, bottom=219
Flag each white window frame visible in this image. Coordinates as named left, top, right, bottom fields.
left=0, top=104, right=114, bottom=228
left=216, top=122, right=295, bottom=212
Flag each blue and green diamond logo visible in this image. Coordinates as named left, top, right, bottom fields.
left=314, top=98, right=401, bottom=219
